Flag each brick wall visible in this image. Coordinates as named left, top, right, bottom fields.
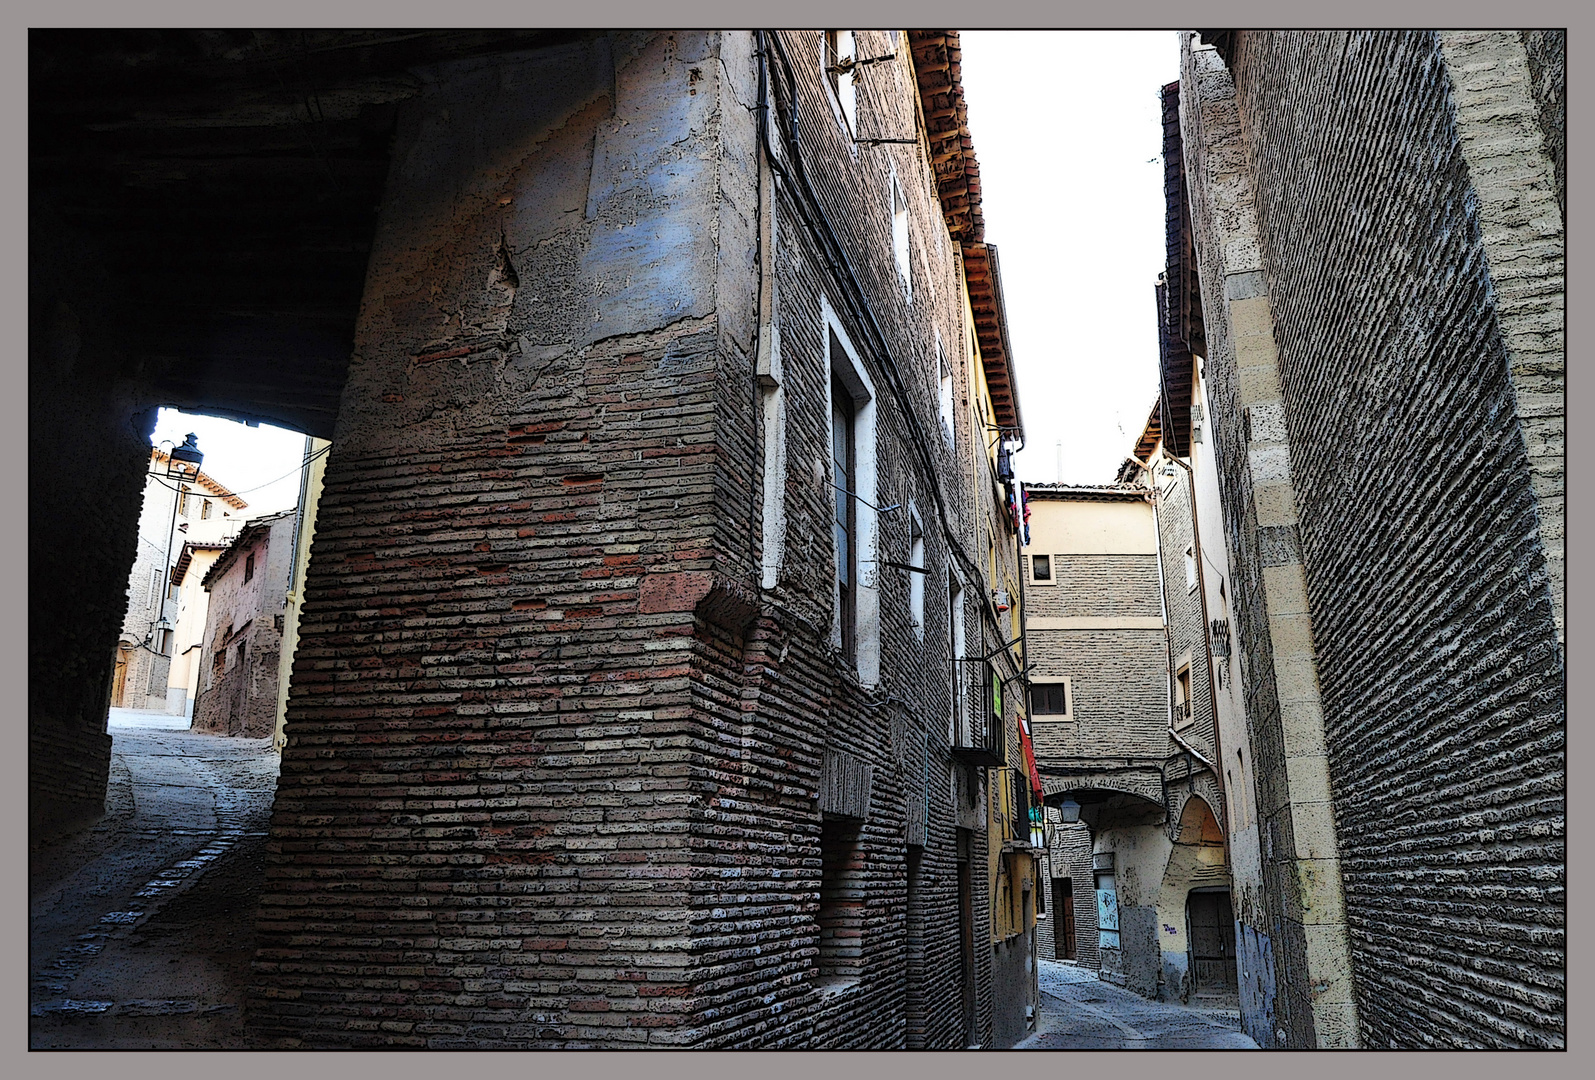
left=1195, top=30, right=1564, bottom=1049
left=1151, top=464, right=1223, bottom=816
left=30, top=202, right=154, bottom=833
left=250, top=30, right=1020, bottom=1049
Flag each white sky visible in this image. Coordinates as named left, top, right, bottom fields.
left=959, top=31, right=1180, bottom=485
left=149, top=408, right=310, bottom=519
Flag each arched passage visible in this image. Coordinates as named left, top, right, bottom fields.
left=1153, top=794, right=1233, bottom=1002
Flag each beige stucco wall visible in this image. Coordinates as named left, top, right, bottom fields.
left=1027, top=496, right=1156, bottom=556
left=274, top=439, right=331, bottom=749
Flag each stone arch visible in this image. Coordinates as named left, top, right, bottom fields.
left=1152, top=795, right=1231, bottom=1002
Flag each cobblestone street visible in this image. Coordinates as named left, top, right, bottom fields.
left=1017, top=960, right=1259, bottom=1049
left=30, top=710, right=279, bottom=1049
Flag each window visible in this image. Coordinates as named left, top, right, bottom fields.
left=177, top=484, right=191, bottom=517
left=908, top=513, right=925, bottom=635
left=824, top=31, right=857, bottom=135
left=1184, top=544, right=1197, bottom=591
left=236, top=641, right=247, bottom=669
left=891, top=172, right=911, bottom=301
left=154, top=627, right=172, bottom=655
left=832, top=374, right=857, bottom=665
left=244, top=551, right=255, bottom=583
left=824, top=308, right=879, bottom=683
left=817, top=818, right=864, bottom=985
left=1031, top=554, right=1052, bottom=582
left=213, top=649, right=227, bottom=676
left=201, top=499, right=212, bottom=520
left=937, top=338, right=954, bottom=447
left=948, top=575, right=965, bottom=745
left=1031, top=679, right=1071, bottom=720
left=1175, top=664, right=1193, bottom=727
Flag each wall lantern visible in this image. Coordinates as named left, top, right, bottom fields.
left=1057, top=797, right=1081, bottom=824
left=166, top=432, right=203, bottom=484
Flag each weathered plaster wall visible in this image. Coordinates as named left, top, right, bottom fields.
left=194, top=514, right=294, bottom=738
left=1093, top=824, right=1169, bottom=998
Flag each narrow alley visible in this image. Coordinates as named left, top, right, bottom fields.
left=1019, top=960, right=1257, bottom=1050
left=30, top=710, right=279, bottom=1049
left=29, top=28, right=1564, bottom=1050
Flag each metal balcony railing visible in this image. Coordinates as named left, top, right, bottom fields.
left=951, top=658, right=1005, bottom=767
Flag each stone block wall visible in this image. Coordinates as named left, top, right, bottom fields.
left=1191, top=30, right=1564, bottom=1049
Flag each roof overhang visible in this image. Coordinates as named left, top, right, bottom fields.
left=908, top=31, right=1021, bottom=435
left=170, top=540, right=229, bottom=587
left=1025, top=482, right=1150, bottom=503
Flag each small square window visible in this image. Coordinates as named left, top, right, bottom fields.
left=1032, top=554, right=1052, bottom=582
left=1030, top=680, right=1070, bottom=719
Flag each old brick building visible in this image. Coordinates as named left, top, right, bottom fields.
left=31, top=30, right=1036, bottom=1048
left=111, top=448, right=248, bottom=715
left=193, top=509, right=296, bottom=738
left=1023, top=482, right=1230, bottom=1002
left=1165, top=30, right=1565, bottom=1048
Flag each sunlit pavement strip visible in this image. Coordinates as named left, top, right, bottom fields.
left=1018, top=959, right=1258, bottom=1049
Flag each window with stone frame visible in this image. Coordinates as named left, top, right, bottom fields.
left=832, top=372, right=858, bottom=665
left=1031, top=553, right=1053, bottom=583
left=1030, top=678, right=1071, bottom=721
left=824, top=31, right=857, bottom=135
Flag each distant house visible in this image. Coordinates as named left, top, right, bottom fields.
left=165, top=539, right=231, bottom=719
left=113, top=448, right=246, bottom=712
left=192, top=510, right=295, bottom=737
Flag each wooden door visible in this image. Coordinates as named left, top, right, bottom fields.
left=1053, top=879, right=1076, bottom=960
left=1187, top=889, right=1238, bottom=995
left=111, top=648, right=130, bottom=708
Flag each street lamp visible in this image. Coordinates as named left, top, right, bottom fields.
left=167, top=432, right=203, bottom=483
left=1057, top=797, right=1081, bottom=824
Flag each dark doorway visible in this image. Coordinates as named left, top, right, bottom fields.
left=1187, top=888, right=1238, bottom=996
left=956, top=828, right=976, bottom=1046
left=1052, top=878, right=1076, bottom=960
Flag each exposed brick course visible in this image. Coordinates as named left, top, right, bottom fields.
left=248, top=30, right=1028, bottom=1048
